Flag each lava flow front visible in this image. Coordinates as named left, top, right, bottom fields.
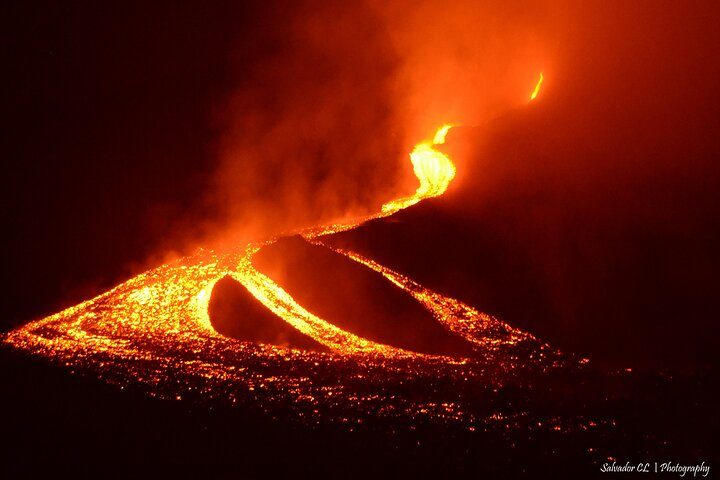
left=2, top=120, right=589, bottom=435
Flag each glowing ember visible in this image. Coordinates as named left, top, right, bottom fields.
left=530, top=72, right=544, bottom=100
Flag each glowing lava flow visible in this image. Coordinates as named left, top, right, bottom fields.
left=300, top=124, right=457, bottom=237
left=2, top=123, right=569, bottom=428
left=318, top=247, right=539, bottom=355
left=380, top=124, right=456, bottom=214
left=4, top=126, right=463, bottom=358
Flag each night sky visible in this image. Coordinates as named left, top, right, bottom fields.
left=3, top=2, right=249, bottom=329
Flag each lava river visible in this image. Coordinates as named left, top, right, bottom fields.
left=2, top=123, right=601, bottom=442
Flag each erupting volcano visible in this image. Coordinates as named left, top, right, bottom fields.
left=3, top=122, right=563, bottom=421
left=3, top=2, right=718, bottom=469
left=4, top=65, right=715, bottom=470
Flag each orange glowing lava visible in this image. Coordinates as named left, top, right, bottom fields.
left=1, top=119, right=566, bottom=427
left=4, top=125, right=466, bottom=362
left=381, top=125, right=457, bottom=214
left=433, top=124, right=453, bottom=144
left=530, top=72, right=544, bottom=100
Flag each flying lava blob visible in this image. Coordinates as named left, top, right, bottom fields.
left=530, top=72, right=544, bottom=100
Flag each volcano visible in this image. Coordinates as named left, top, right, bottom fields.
left=2, top=120, right=716, bottom=474
left=2, top=1, right=718, bottom=474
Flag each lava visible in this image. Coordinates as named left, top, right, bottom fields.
left=530, top=72, right=544, bottom=100
left=380, top=125, right=456, bottom=214
left=1, top=122, right=570, bottom=429
left=433, top=123, right=453, bottom=144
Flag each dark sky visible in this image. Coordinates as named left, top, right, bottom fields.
left=2, top=2, right=245, bottom=328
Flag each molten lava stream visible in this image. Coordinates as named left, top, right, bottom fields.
left=317, top=246, right=535, bottom=352
left=378, top=124, right=456, bottom=215
left=230, top=124, right=467, bottom=356
left=3, top=125, right=466, bottom=358
left=2, top=120, right=565, bottom=426
left=225, top=243, right=408, bottom=356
